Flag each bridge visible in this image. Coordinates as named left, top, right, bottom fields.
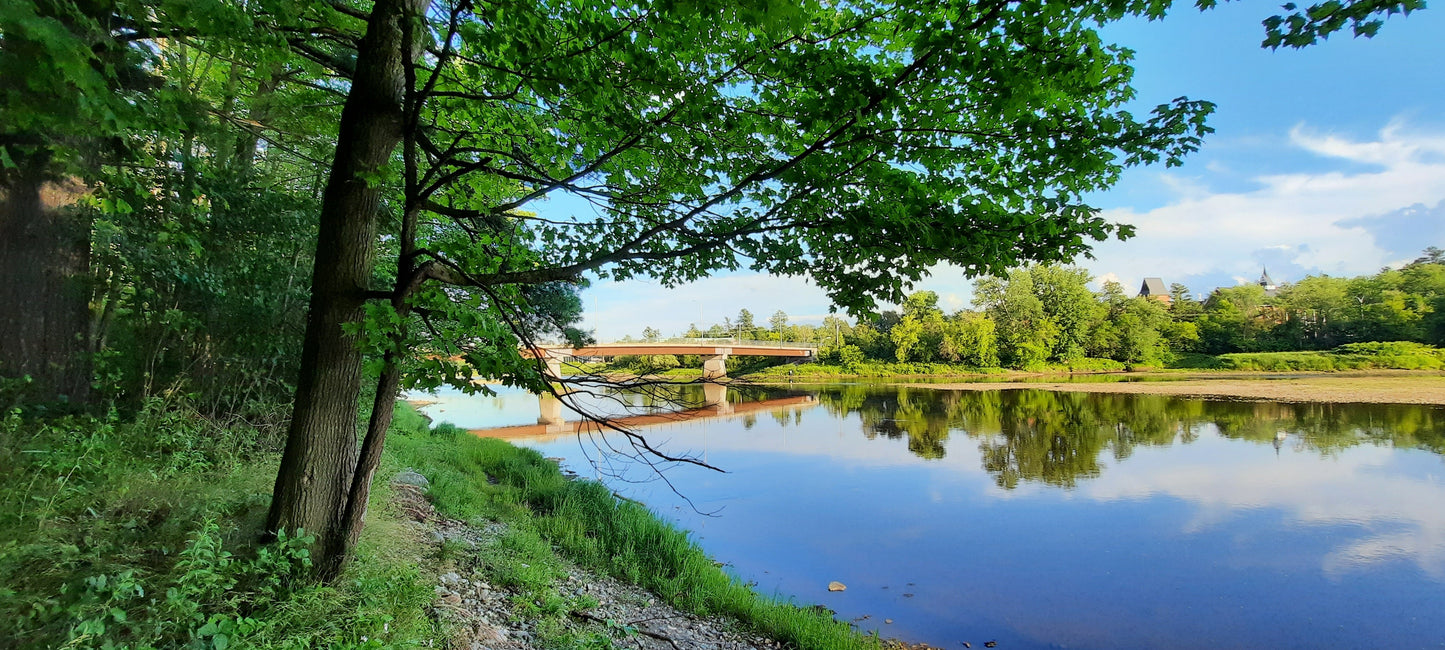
left=524, top=339, right=816, bottom=379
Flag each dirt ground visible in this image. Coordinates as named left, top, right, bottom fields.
left=907, top=372, right=1445, bottom=405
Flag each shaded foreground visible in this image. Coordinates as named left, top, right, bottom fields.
left=910, top=372, right=1445, bottom=405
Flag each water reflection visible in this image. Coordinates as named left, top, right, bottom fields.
left=421, top=384, right=1445, bottom=649
left=806, top=387, right=1445, bottom=489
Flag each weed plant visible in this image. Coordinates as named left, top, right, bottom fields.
left=0, top=399, right=438, bottom=649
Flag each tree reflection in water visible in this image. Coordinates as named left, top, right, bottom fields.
left=810, top=385, right=1445, bottom=489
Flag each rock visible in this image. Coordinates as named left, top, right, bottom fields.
left=808, top=604, right=835, bottom=616
left=442, top=593, right=462, bottom=605
left=962, top=644, right=971, bottom=648
left=984, top=642, right=997, bottom=648
left=440, top=572, right=462, bottom=584
left=885, top=619, right=894, bottom=624
left=827, top=581, right=847, bottom=592
left=393, top=469, right=430, bottom=489
left=430, top=531, right=445, bottom=544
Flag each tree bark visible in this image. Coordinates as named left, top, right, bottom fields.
left=266, top=0, right=424, bottom=569
left=0, top=154, right=93, bottom=406
left=321, top=198, right=422, bottom=579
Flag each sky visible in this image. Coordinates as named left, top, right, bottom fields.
left=570, top=4, right=1445, bottom=340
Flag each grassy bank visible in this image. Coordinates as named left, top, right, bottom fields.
left=1, top=398, right=875, bottom=649
left=745, top=357, right=1126, bottom=380
left=1185, top=342, right=1445, bottom=372
left=913, top=373, right=1445, bottom=405
left=740, top=342, right=1445, bottom=380
left=388, top=404, right=876, bottom=650
left=0, top=399, right=438, bottom=649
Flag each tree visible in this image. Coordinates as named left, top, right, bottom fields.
left=0, top=0, right=336, bottom=407
left=976, top=271, right=1058, bottom=368
left=1168, top=283, right=1203, bottom=321
left=1413, top=246, right=1445, bottom=266
left=821, top=315, right=853, bottom=348
left=265, top=0, right=430, bottom=576
left=941, top=312, right=999, bottom=367
left=0, top=0, right=168, bottom=405
left=891, top=315, right=924, bottom=362
left=770, top=310, right=790, bottom=338
left=642, top=327, right=662, bottom=342
left=1029, top=266, right=1099, bottom=362
left=1114, top=297, right=1173, bottom=366
left=736, top=310, right=756, bottom=339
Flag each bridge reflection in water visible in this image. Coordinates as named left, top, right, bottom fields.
left=467, top=384, right=817, bottom=443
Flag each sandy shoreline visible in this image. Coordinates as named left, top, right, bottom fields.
left=906, top=372, right=1445, bottom=405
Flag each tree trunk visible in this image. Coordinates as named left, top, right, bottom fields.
left=321, top=346, right=404, bottom=580
left=266, top=0, right=424, bottom=569
left=0, top=155, right=93, bottom=406
left=321, top=199, right=422, bottom=579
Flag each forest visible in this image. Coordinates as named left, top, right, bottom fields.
left=622, top=251, right=1445, bottom=372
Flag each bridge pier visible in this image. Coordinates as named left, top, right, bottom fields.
left=703, top=382, right=731, bottom=414
left=538, top=393, right=565, bottom=425
left=702, top=354, right=728, bottom=380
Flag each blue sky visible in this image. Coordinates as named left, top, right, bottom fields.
left=573, top=5, right=1445, bottom=340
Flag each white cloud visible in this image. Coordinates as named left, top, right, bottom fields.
left=580, top=120, right=1445, bottom=335
left=1086, top=121, right=1445, bottom=293
left=1085, top=441, right=1445, bottom=579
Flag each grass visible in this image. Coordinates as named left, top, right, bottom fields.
left=0, top=399, right=440, bottom=649
left=1208, top=342, right=1445, bottom=372
left=2, top=394, right=876, bottom=650
left=746, top=360, right=997, bottom=379
left=744, top=358, right=1131, bottom=379
left=736, top=343, right=1445, bottom=378
left=388, top=404, right=879, bottom=650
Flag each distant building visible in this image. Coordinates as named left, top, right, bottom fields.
left=1259, top=267, right=1278, bottom=297
left=1138, top=277, right=1171, bottom=304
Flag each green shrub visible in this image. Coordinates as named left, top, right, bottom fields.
left=1, top=400, right=439, bottom=650
left=612, top=354, right=681, bottom=373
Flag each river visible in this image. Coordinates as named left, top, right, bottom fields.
left=414, top=382, right=1445, bottom=649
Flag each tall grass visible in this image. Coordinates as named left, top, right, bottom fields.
left=0, top=400, right=438, bottom=649
left=388, top=409, right=877, bottom=650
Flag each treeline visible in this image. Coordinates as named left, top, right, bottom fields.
left=653, top=251, right=1445, bottom=371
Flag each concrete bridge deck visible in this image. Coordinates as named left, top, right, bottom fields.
left=524, top=339, right=817, bottom=379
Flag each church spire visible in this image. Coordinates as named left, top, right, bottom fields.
left=1259, top=266, right=1277, bottom=297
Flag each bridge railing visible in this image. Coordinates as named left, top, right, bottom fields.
left=610, top=337, right=818, bottom=349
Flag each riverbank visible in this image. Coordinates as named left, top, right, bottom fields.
left=388, top=404, right=876, bottom=649
left=906, top=371, right=1445, bottom=405
left=1, top=401, right=885, bottom=649
left=728, top=341, right=1445, bottom=381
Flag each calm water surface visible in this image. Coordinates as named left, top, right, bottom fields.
left=416, top=384, right=1445, bottom=649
